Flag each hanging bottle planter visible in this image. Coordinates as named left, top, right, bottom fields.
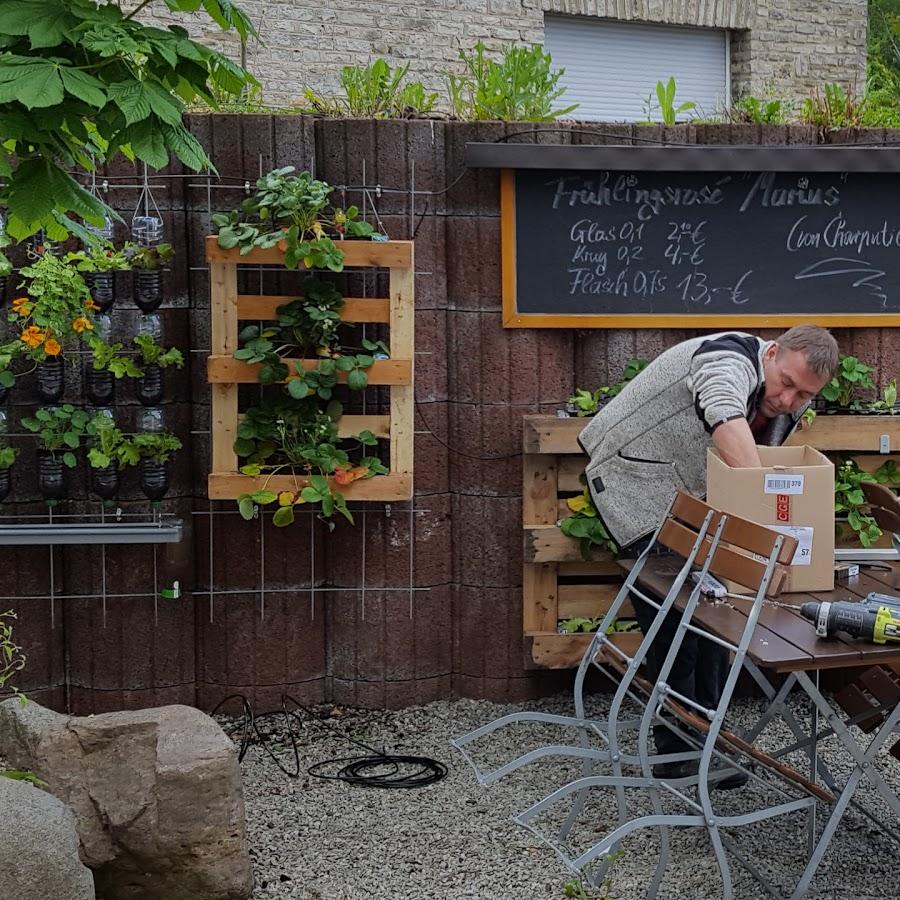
left=133, top=268, right=163, bottom=313
left=90, top=463, right=120, bottom=501
left=85, top=363, right=115, bottom=406
left=140, top=459, right=170, bottom=501
left=36, top=356, right=65, bottom=402
left=137, top=364, right=163, bottom=405
left=84, top=270, right=116, bottom=312
left=0, top=466, right=10, bottom=503
left=0, top=383, right=8, bottom=405
left=37, top=452, right=66, bottom=501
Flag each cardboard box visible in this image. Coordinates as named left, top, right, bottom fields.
left=706, top=445, right=835, bottom=593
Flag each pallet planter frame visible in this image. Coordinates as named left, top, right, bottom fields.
left=206, top=236, right=414, bottom=501
left=522, top=415, right=639, bottom=669
left=522, top=413, right=899, bottom=669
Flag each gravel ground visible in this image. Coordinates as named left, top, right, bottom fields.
left=232, top=691, right=900, bottom=900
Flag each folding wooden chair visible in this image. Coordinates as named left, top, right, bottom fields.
left=453, top=491, right=813, bottom=899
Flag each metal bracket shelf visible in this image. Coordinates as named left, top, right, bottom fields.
left=0, top=520, right=183, bottom=546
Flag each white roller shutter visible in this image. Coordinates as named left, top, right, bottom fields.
left=544, top=16, right=728, bottom=122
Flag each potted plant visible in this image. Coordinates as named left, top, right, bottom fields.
left=20, top=404, right=91, bottom=501
left=132, top=431, right=182, bottom=501
left=85, top=334, right=144, bottom=405
left=0, top=341, right=19, bottom=404
left=86, top=416, right=137, bottom=501
left=0, top=231, right=12, bottom=302
left=0, top=443, right=19, bottom=502
left=124, top=242, right=173, bottom=313
left=818, top=354, right=876, bottom=412
left=65, top=242, right=130, bottom=313
left=132, top=334, right=184, bottom=405
left=13, top=253, right=95, bottom=402
left=565, top=358, right=649, bottom=417
left=212, top=167, right=374, bottom=271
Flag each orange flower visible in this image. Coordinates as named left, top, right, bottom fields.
left=83, top=299, right=100, bottom=312
left=44, top=338, right=61, bottom=356
left=333, top=465, right=369, bottom=486
left=72, top=316, right=93, bottom=333
left=11, top=297, right=32, bottom=317
left=19, top=326, right=44, bottom=348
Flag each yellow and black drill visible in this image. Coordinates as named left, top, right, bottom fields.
left=800, top=593, right=900, bottom=644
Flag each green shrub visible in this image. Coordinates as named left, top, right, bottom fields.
left=447, top=42, right=577, bottom=121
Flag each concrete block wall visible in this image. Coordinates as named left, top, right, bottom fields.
left=130, top=1, right=867, bottom=111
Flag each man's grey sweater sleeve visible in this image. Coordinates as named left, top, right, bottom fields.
left=688, top=351, right=757, bottom=432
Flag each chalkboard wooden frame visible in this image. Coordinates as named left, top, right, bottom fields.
left=485, top=144, right=900, bottom=329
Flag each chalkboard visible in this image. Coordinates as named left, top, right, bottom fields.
left=502, top=167, right=900, bottom=328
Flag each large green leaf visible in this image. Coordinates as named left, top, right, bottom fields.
left=59, top=68, right=107, bottom=108
left=127, top=117, right=168, bottom=168
left=0, top=59, right=62, bottom=108
left=107, top=80, right=151, bottom=126
left=160, top=121, right=210, bottom=171
left=145, top=81, right=184, bottom=125
left=6, top=157, right=57, bottom=224
left=0, top=0, right=78, bottom=48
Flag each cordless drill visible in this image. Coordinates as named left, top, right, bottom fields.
left=799, top=596, right=900, bottom=644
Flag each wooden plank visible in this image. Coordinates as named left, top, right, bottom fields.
left=208, top=472, right=412, bottom=501
left=523, top=455, right=559, bottom=526
left=525, top=525, right=600, bottom=563
left=558, top=583, right=633, bottom=619
left=558, top=456, right=586, bottom=491
left=522, top=415, right=585, bottom=454
left=787, top=416, right=900, bottom=452
left=389, top=259, right=415, bottom=478
left=523, top=563, right=558, bottom=633
left=237, top=295, right=391, bottom=322
left=211, top=384, right=239, bottom=475
left=559, top=560, right=622, bottom=577
left=207, top=356, right=412, bottom=385
left=210, top=261, right=239, bottom=355
left=527, top=632, right=642, bottom=669
left=205, top=235, right=413, bottom=268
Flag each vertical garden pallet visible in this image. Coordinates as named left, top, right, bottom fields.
left=206, top=236, right=414, bottom=500
left=522, top=415, right=639, bottom=669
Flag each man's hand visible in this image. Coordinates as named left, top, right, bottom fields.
left=712, top=418, right=762, bottom=467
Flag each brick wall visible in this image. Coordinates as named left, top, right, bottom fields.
left=130, top=1, right=867, bottom=110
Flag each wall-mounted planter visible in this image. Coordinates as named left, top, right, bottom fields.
left=84, top=271, right=116, bottom=312
left=37, top=452, right=65, bottom=501
left=85, top=365, right=115, bottom=406
left=36, top=357, right=65, bottom=403
left=137, top=364, right=163, bottom=406
left=90, top=463, right=120, bottom=501
left=0, top=467, right=11, bottom=502
left=141, top=459, right=170, bottom=501
left=0, top=383, right=8, bottom=405
left=133, top=269, right=162, bottom=313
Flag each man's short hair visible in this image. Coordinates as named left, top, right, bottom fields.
left=774, top=324, right=839, bottom=380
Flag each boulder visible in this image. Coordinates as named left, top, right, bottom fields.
left=0, top=701, right=253, bottom=900
left=0, top=775, right=95, bottom=899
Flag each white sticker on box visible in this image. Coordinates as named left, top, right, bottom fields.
left=764, top=474, right=805, bottom=495
left=769, top=525, right=814, bottom=566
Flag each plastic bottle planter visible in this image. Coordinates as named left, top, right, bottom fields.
left=90, top=463, right=120, bottom=501
left=133, top=269, right=162, bottom=313
left=37, top=452, right=65, bottom=501
left=0, top=467, right=10, bottom=502
left=140, top=459, right=170, bottom=501
left=137, top=364, right=163, bottom=406
left=0, top=274, right=6, bottom=303
left=84, top=363, right=115, bottom=406
left=36, top=356, right=65, bottom=403
left=0, top=382, right=8, bottom=405
left=83, top=271, right=116, bottom=312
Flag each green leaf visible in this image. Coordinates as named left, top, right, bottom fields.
left=144, top=82, right=185, bottom=125
left=160, top=122, right=211, bottom=172
left=0, top=0, right=76, bottom=48
left=238, top=496, right=255, bottom=520
left=59, top=68, right=107, bottom=108
left=272, top=505, right=294, bottom=527
left=127, top=117, right=168, bottom=169
left=0, top=59, right=63, bottom=109
left=300, top=486, right=322, bottom=503
left=62, top=451, right=76, bottom=468
left=108, top=81, right=152, bottom=126
left=250, top=490, right=278, bottom=505
left=347, top=368, right=368, bottom=391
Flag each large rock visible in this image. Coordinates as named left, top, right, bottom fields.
left=0, top=701, right=253, bottom=900
left=0, top=775, right=95, bottom=899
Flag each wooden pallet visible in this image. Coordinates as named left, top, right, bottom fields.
left=522, top=415, right=639, bottom=669
left=521, top=413, right=899, bottom=669
left=206, top=236, right=414, bottom=500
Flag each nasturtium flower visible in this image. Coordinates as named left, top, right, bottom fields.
left=19, top=326, right=44, bottom=348
left=44, top=339, right=62, bottom=356
left=11, top=297, right=32, bottom=316
left=72, top=316, right=93, bottom=333
left=84, top=299, right=100, bottom=312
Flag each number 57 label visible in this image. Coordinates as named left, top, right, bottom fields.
left=769, top=525, right=814, bottom=566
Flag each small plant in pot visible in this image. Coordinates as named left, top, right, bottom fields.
left=86, top=416, right=137, bottom=502
left=0, top=443, right=19, bottom=503
left=20, top=405, right=91, bottom=502
left=125, top=242, right=173, bottom=313
left=65, top=242, right=130, bottom=313
left=818, top=354, right=876, bottom=412
left=565, top=358, right=649, bottom=417
left=132, top=431, right=182, bottom=502
left=133, top=334, right=184, bottom=405
left=85, top=334, right=144, bottom=405
left=13, top=253, right=96, bottom=402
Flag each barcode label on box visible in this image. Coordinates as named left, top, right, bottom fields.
left=769, top=525, right=814, bottom=566
left=764, top=474, right=804, bottom=495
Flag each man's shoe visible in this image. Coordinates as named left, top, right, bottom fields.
left=651, top=760, right=699, bottom=779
